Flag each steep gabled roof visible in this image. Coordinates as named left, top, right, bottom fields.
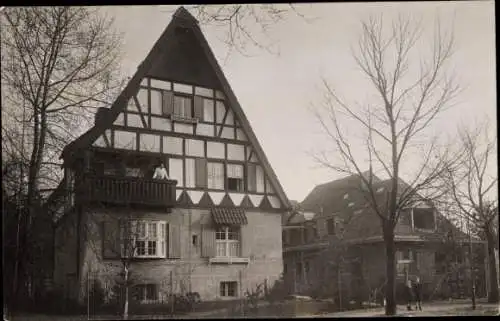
left=300, top=173, right=460, bottom=241
left=301, top=171, right=383, bottom=216
left=60, top=6, right=290, bottom=209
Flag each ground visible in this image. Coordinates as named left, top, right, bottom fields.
left=7, top=299, right=499, bottom=320
left=319, top=299, right=499, bottom=317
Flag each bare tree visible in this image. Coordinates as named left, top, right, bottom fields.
left=1, top=6, right=124, bottom=303
left=441, top=121, right=498, bottom=303
left=311, top=14, right=460, bottom=315
left=181, top=4, right=316, bottom=62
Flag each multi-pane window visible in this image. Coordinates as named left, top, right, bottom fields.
left=207, top=162, right=224, bottom=190
left=135, top=284, right=158, bottom=302
left=202, top=98, right=214, bottom=122
left=220, top=281, right=237, bottom=297
left=227, top=164, right=244, bottom=192
left=150, top=90, right=163, bottom=115
left=125, top=221, right=166, bottom=258
left=396, top=249, right=413, bottom=275
left=215, top=226, right=240, bottom=257
left=173, top=95, right=192, bottom=118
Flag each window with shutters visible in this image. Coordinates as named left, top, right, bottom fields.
left=202, top=98, right=214, bottom=122
left=173, top=95, right=192, bottom=118
left=122, top=220, right=166, bottom=259
left=207, top=162, right=224, bottom=190
left=247, top=164, right=257, bottom=192
left=216, top=226, right=240, bottom=257
left=227, top=163, right=244, bottom=192
left=255, top=165, right=265, bottom=193
left=195, top=158, right=207, bottom=188
left=169, top=158, right=184, bottom=187
left=150, top=90, right=163, bottom=115
left=185, top=158, right=195, bottom=188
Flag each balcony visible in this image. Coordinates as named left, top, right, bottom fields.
left=81, top=174, right=177, bottom=209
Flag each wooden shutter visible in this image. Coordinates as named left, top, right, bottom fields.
left=195, top=158, right=207, bottom=188
left=201, top=225, right=215, bottom=258
left=168, top=224, right=181, bottom=259
left=247, top=164, right=256, bottom=192
left=102, top=221, right=121, bottom=259
left=240, top=226, right=251, bottom=258
left=194, top=96, right=204, bottom=120
left=162, top=91, right=173, bottom=116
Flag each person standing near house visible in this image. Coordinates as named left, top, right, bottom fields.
left=405, top=279, right=414, bottom=311
left=412, top=277, right=423, bottom=311
left=153, top=162, right=169, bottom=179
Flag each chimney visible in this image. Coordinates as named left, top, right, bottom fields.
left=94, top=107, right=109, bottom=126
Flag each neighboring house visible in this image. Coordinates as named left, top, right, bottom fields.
left=49, top=7, right=290, bottom=305
left=282, top=171, right=487, bottom=302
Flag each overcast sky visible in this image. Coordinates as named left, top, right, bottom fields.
left=101, top=2, right=496, bottom=202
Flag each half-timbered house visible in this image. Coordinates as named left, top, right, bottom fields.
left=50, top=7, right=290, bottom=304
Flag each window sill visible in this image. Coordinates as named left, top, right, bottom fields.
left=139, top=299, right=160, bottom=304
left=413, top=227, right=436, bottom=233
left=209, top=257, right=249, bottom=264
left=169, top=114, right=199, bottom=124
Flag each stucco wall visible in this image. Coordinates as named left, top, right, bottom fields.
left=53, top=210, right=79, bottom=300
left=78, top=207, right=283, bottom=302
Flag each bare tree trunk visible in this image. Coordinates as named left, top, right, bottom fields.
left=485, top=227, right=499, bottom=303
left=384, top=223, right=397, bottom=315
left=123, top=264, right=129, bottom=320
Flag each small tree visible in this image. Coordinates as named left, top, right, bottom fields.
left=441, top=121, right=498, bottom=303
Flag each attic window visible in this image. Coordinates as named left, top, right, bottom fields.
left=348, top=202, right=355, bottom=207
left=343, top=193, right=349, bottom=200
left=376, top=187, right=385, bottom=193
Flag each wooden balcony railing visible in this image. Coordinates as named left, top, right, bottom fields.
left=81, top=174, right=177, bottom=208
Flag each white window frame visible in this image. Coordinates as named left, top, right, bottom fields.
left=173, top=95, right=192, bottom=118
left=122, top=220, right=166, bottom=259
left=207, top=162, right=224, bottom=190
left=215, top=226, right=240, bottom=258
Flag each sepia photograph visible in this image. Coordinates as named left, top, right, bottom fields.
left=1, top=2, right=498, bottom=320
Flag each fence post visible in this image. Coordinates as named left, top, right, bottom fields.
left=170, top=270, right=174, bottom=316
left=87, top=271, right=90, bottom=321
left=239, top=270, right=243, bottom=316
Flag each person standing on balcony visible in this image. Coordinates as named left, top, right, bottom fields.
left=412, top=276, right=423, bottom=311
left=153, top=162, right=170, bottom=179
left=405, top=279, right=414, bottom=311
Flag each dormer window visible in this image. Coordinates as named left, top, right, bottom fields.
left=412, top=208, right=436, bottom=231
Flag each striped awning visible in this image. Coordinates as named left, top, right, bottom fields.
left=211, top=208, right=248, bottom=225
